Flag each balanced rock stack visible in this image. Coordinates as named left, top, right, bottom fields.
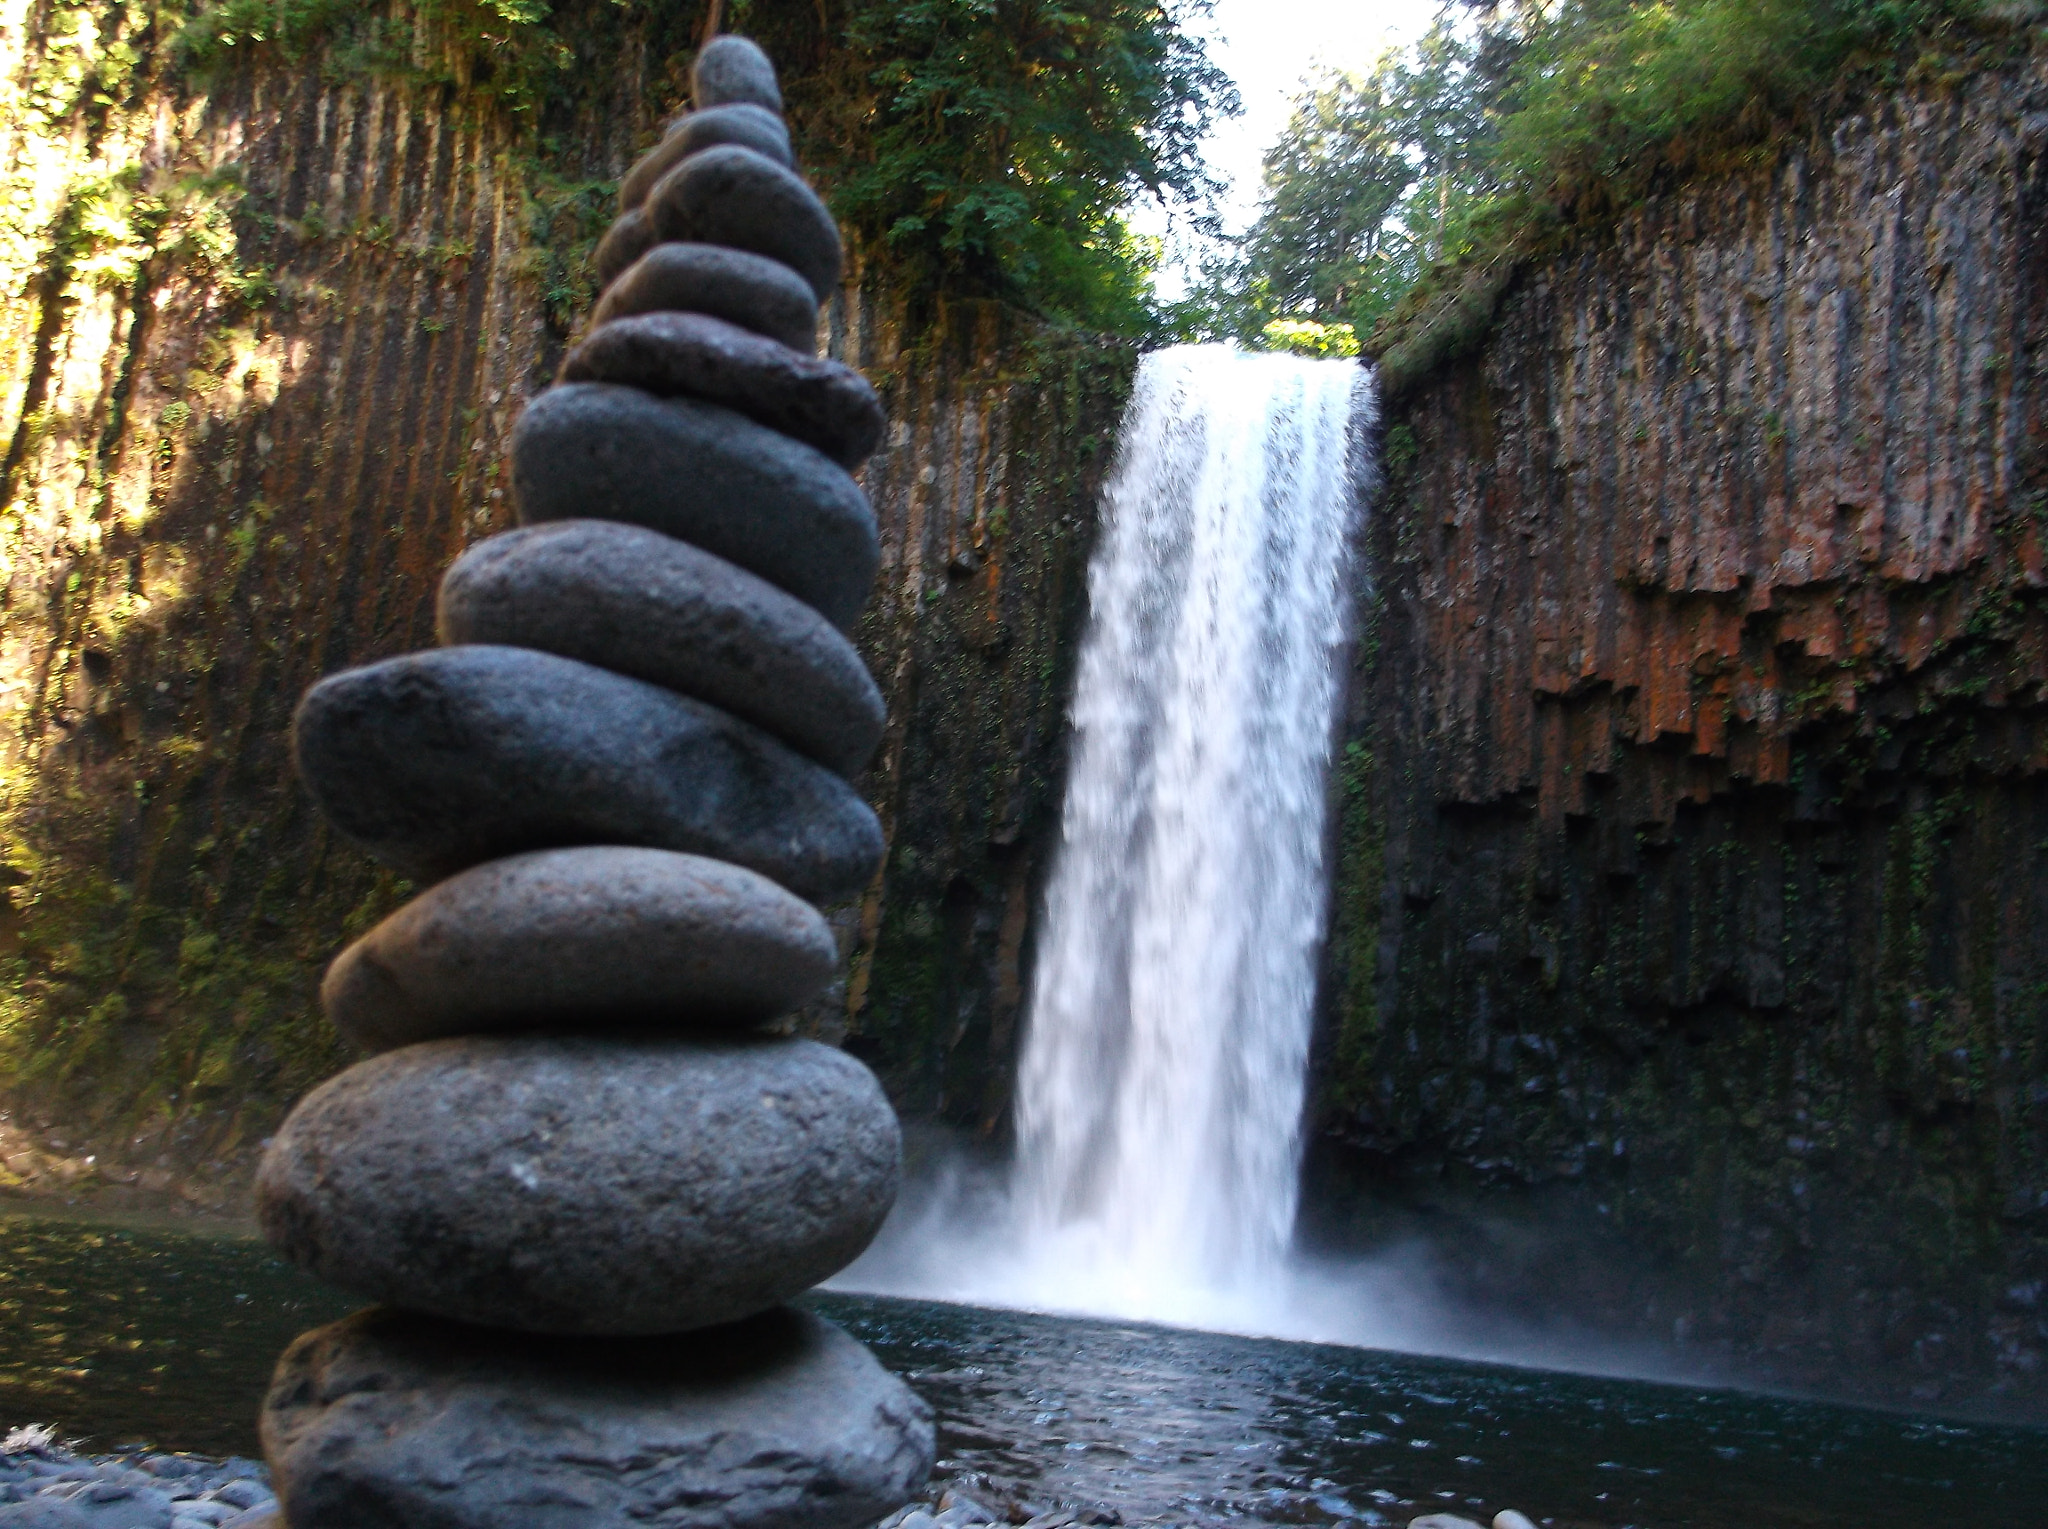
left=253, top=36, right=934, bottom=1529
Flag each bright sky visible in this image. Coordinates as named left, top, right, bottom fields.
left=1144, top=0, right=1445, bottom=292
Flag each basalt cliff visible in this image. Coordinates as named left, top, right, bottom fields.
left=1320, top=45, right=2048, bottom=1416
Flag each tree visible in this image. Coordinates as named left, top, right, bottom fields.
left=812, top=0, right=1237, bottom=331
left=1174, top=11, right=1490, bottom=345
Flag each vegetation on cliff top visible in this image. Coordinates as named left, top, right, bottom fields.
left=1189, top=0, right=2039, bottom=378
left=173, top=0, right=1235, bottom=334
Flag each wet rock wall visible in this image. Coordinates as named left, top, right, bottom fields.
left=833, top=297, right=1131, bottom=1137
left=1323, top=49, right=2048, bottom=1414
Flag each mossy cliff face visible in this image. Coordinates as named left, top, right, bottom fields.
left=828, top=293, right=1131, bottom=1136
left=0, top=0, right=1130, bottom=1209
left=1326, top=49, right=2048, bottom=1414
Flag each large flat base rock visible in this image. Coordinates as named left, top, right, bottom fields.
left=263, top=1305, right=933, bottom=1529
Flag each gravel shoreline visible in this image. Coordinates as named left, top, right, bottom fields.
left=0, top=1432, right=1546, bottom=1529
left=0, top=1430, right=277, bottom=1529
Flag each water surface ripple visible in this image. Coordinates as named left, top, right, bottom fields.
left=0, top=1213, right=2038, bottom=1528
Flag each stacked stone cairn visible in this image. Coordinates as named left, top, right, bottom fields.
left=254, top=35, right=935, bottom=1529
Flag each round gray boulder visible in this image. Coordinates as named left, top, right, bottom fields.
left=257, top=1034, right=901, bottom=1333
left=595, top=204, right=658, bottom=288
left=558, top=310, right=883, bottom=467
left=263, top=1305, right=934, bottom=1529
left=322, top=847, right=839, bottom=1052
left=647, top=145, right=841, bottom=301
left=623, top=104, right=793, bottom=212
left=591, top=242, right=819, bottom=354
left=438, top=522, right=885, bottom=775
left=693, top=34, right=783, bottom=112
left=512, top=382, right=876, bottom=629
left=292, top=644, right=884, bottom=903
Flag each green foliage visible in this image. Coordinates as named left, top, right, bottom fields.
left=818, top=0, right=1233, bottom=330
left=1260, top=316, right=1358, bottom=358
left=174, top=0, right=572, bottom=111
left=1195, top=0, right=2021, bottom=370
left=168, top=0, right=1233, bottom=334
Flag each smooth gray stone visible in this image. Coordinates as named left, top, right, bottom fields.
left=263, top=1306, right=932, bottom=1529
left=323, top=847, right=839, bottom=1051
left=257, top=1035, right=901, bottom=1333
left=438, top=522, right=885, bottom=774
left=512, top=382, right=876, bottom=629
left=693, top=34, right=783, bottom=112
left=203, top=1488, right=268, bottom=1515
left=622, top=104, right=792, bottom=211
left=293, top=645, right=883, bottom=903
left=0, top=1504, right=92, bottom=1528
left=4, top=1484, right=173, bottom=1529
left=648, top=145, right=841, bottom=301
left=559, top=310, right=883, bottom=467
left=594, top=204, right=657, bottom=287
left=591, top=242, right=818, bottom=354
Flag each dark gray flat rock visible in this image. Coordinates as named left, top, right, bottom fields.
left=591, top=242, right=818, bottom=354
left=257, top=1035, right=901, bottom=1332
left=512, top=382, right=876, bottom=628
left=438, top=521, right=885, bottom=775
left=647, top=145, right=841, bottom=301
left=559, top=310, right=883, bottom=467
left=322, top=846, right=840, bottom=1052
left=292, top=644, right=883, bottom=903
left=623, top=104, right=793, bottom=211
left=693, top=34, right=783, bottom=112
left=595, top=204, right=657, bottom=287
left=263, top=1305, right=931, bottom=1529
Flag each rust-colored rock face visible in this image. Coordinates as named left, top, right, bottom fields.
left=1326, top=57, right=2048, bottom=1413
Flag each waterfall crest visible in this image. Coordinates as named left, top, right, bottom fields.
left=1005, top=346, right=1371, bottom=1322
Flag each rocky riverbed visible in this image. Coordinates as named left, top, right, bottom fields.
left=0, top=1434, right=1551, bottom=1529
left=0, top=1431, right=277, bottom=1528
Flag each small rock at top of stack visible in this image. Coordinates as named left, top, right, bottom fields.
left=258, top=35, right=932, bottom=1529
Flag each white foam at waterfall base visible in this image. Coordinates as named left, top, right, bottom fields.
left=838, top=345, right=1409, bottom=1344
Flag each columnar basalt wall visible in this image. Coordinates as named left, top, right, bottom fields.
left=0, top=0, right=1127, bottom=1204
left=836, top=298, right=1130, bottom=1137
left=1323, top=51, right=2048, bottom=1414
left=0, top=28, right=554, bottom=1198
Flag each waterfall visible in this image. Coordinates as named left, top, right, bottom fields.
left=1004, top=345, right=1372, bottom=1324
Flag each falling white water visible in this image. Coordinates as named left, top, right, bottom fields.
left=836, top=345, right=1433, bottom=1346
left=1003, top=345, right=1369, bottom=1325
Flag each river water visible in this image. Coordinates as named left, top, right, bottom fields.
left=11, top=350, right=2040, bottom=1523
left=0, top=1210, right=2039, bottom=1529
